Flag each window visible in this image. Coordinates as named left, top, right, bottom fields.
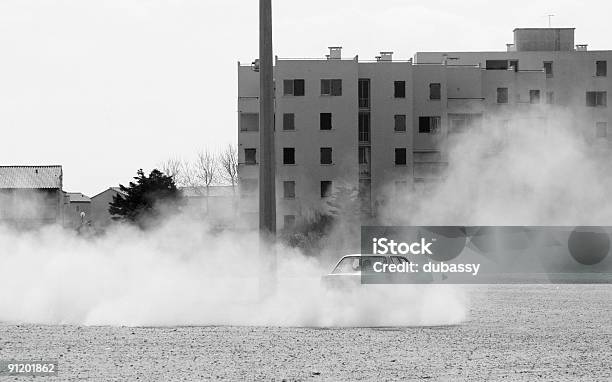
left=320, top=113, right=332, bottom=130
left=283, top=113, right=295, bottom=131
left=429, top=83, right=441, bottom=100
left=418, top=116, right=441, bottom=134
left=358, top=79, right=370, bottom=108
left=320, top=147, right=333, bottom=165
left=395, top=148, right=407, bottom=165
left=543, top=62, right=553, bottom=78
left=283, top=79, right=305, bottom=96
left=486, top=60, right=508, bottom=70
left=596, top=61, right=607, bottom=77
left=546, top=91, right=555, bottom=105
left=497, top=88, right=509, bottom=104
left=586, top=91, right=607, bottom=107
left=283, top=181, right=296, bottom=198
left=283, top=147, right=295, bottom=165
left=244, top=148, right=257, bottom=165
left=394, top=115, right=406, bottom=132
left=394, top=81, right=406, bottom=98
left=321, top=79, right=342, bottom=96
left=358, top=112, right=370, bottom=142
left=509, top=60, right=519, bottom=72
left=596, top=122, right=608, bottom=138
left=358, top=147, right=370, bottom=164
left=529, top=90, right=541, bottom=104
left=284, top=215, right=296, bottom=229
left=240, top=113, right=259, bottom=132
left=320, top=181, right=332, bottom=198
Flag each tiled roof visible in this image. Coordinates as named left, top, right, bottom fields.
left=0, top=165, right=63, bottom=189
left=66, top=192, right=91, bottom=203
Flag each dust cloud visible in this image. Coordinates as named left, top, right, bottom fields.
left=381, top=110, right=612, bottom=226
left=0, top=212, right=466, bottom=327
left=4, top=112, right=606, bottom=327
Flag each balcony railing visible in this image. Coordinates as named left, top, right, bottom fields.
left=359, top=98, right=370, bottom=109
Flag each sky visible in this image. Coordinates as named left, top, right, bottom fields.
left=0, top=0, right=610, bottom=195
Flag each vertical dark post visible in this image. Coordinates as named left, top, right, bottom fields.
left=259, top=0, right=276, bottom=297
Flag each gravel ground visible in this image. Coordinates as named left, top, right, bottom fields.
left=1, top=285, right=611, bottom=381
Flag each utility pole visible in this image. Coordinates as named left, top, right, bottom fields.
left=259, top=0, right=276, bottom=297
left=547, top=14, right=555, bottom=28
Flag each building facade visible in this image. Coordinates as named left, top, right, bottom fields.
left=237, top=28, right=611, bottom=229
left=0, top=165, right=65, bottom=229
left=64, top=192, right=92, bottom=229
left=90, top=187, right=125, bottom=230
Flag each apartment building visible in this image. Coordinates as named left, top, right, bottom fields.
left=237, top=28, right=611, bottom=229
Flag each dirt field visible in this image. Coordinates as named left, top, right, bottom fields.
left=1, top=285, right=610, bottom=381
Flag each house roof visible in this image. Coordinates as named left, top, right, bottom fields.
left=66, top=192, right=91, bottom=203
left=0, top=165, right=62, bottom=189
left=91, top=186, right=127, bottom=200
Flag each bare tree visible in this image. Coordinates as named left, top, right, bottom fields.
left=218, top=144, right=239, bottom=192
left=159, top=158, right=185, bottom=186
left=194, top=149, right=218, bottom=213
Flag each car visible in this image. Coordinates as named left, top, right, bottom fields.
left=321, top=254, right=411, bottom=289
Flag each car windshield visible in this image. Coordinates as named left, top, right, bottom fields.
left=332, top=256, right=386, bottom=274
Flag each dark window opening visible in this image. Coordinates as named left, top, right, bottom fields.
left=320, top=181, right=332, bottom=198
left=486, top=60, right=509, bottom=70
left=240, top=113, right=259, bottom=132
left=394, top=81, right=406, bottom=98
left=283, top=113, right=295, bottom=130
left=283, top=181, right=296, bottom=198
left=320, top=113, right=332, bottom=130
left=586, top=91, right=607, bottom=107
left=284, top=79, right=305, bottom=96
left=497, top=88, right=509, bottom=104
left=529, top=90, right=541, bottom=104
left=544, top=62, right=553, bottom=78
left=321, top=79, right=342, bottom=96
left=596, top=61, right=607, bottom=77
left=358, top=147, right=370, bottom=164
left=358, top=79, right=370, bottom=108
left=418, top=116, right=441, bottom=134
left=358, top=112, right=370, bottom=142
left=509, top=60, right=519, bottom=72
left=394, top=115, right=406, bottom=132
left=429, top=83, right=441, bottom=100
left=320, top=147, right=333, bottom=165
left=244, top=148, right=257, bottom=165
left=283, top=147, right=295, bottom=165
left=395, top=148, right=407, bottom=166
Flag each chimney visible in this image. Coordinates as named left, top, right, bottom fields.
left=379, top=51, right=393, bottom=62
left=328, top=47, right=342, bottom=60
left=576, top=44, right=588, bottom=51
left=506, top=43, right=516, bottom=52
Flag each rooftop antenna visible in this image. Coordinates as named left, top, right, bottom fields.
left=547, top=14, right=555, bottom=27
